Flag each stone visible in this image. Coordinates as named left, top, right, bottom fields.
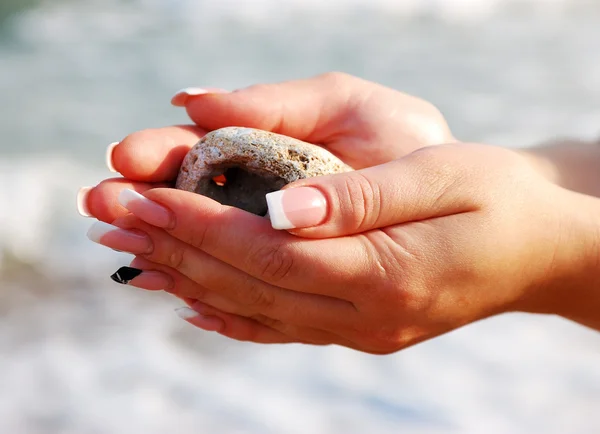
left=176, top=127, right=352, bottom=216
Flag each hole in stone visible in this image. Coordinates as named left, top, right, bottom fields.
left=212, top=174, right=227, bottom=186
left=196, top=167, right=288, bottom=216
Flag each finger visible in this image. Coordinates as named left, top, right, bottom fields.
left=107, top=264, right=173, bottom=291
left=91, top=213, right=357, bottom=329
left=78, top=179, right=169, bottom=223
left=171, top=87, right=229, bottom=107
left=109, top=125, right=207, bottom=182
left=123, top=257, right=356, bottom=347
left=266, top=143, right=486, bottom=238
left=186, top=302, right=350, bottom=347
left=186, top=302, right=387, bottom=352
left=116, top=187, right=379, bottom=299
left=127, top=257, right=366, bottom=349
left=177, top=74, right=455, bottom=169
left=175, top=304, right=300, bottom=344
left=181, top=72, right=364, bottom=143
left=127, top=256, right=259, bottom=315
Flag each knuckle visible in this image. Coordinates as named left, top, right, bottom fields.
left=188, top=223, right=209, bottom=251
left=318, top=71, right=354, bottom=85
left=165, top=245, right=186, bottom=270
left=249, top=314, right=282, bottom=330
left=409, top=143, right=451, bottom=167
left=340, top=172, right=382, bottom=232
left=235, top=83, right=286, bottom=133
left=362, top=328, right=405, bottom=355
left=184, top=283, right=207, bottom=301
left=358, top=230, right=423, bottom=305
left=245, top=284, right=276, bottom=311
left=242, top=82, right=272, bottom=95
left=250, top=240, right=295, bottom=284
left=113, top=213, right=141, bottom=228
left=240, top=83, right=278, bottom=100
left=410, top=143, right=467, bottom=180
left=191, top=287, right=207, bottom=301
left=407, top=145, right=473, bottom=209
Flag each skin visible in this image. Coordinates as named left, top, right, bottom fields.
left=84, top=72, right=600, bottom=353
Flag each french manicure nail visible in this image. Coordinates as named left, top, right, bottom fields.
left=175, top=306, right=198, bottom=320
left=175, top=307, right=225, bottom=331
left=170, top=87, right=228, bottom=107
left=105, top=142, right=119, bottom=172
left=118, top=188, right=173, bottom=228
left=266, top=187, right=327, bottom=230
left=77, top=187, right=93, bottom=217
left=86, top=221, right=152, bottom=254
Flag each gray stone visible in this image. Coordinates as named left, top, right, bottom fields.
left=176, top=127, right=352, bottom=215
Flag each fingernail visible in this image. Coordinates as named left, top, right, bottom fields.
left=86, top=221, right=153, bottom=254
left=77, top=187, right=93, bottom=217
left=118, top=188, right=173, bottom=228
left=265, top=187, right=327, bottom=230
left=175, top=307, right=225, bottom=331
left=110, top=266, right=172, bottom=290
left=170, top=87, right=228, bottom=107
left=105, top=142, right=119, bottom=173
left=175, top=306, right=198, bottom=319
left=110, top=266, right=142, bottom=284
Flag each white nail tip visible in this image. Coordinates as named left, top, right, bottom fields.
left=175, top=307, right=199, bottom=320
left=105, top=142, right=119, bottom=172
left=77, top=187, right=93, bottom=217
left=266, top=190, right=295, bottom=230
left=171, top=87, right=210, bottom=106
left=86, top=221, right=118, bottom=243
left=118, top=188, right=145, bottom=208
left=176, top=87, right=210, bottom=96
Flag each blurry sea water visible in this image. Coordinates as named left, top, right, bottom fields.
left=1, top=0, right=599, bottom=432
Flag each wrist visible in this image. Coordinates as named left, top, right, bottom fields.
left=517, top=148, right=560, bottom=185
left=530, top=190, right=600, bottom=330
left=520, top=139, right=600, bottom=197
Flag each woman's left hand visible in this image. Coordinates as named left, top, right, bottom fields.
left=80, top=73, right=454, bottom=225
left=86, top=143, right=600, bottom=353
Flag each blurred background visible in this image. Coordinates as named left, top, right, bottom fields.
left=1, top=0, right=600, bottom=432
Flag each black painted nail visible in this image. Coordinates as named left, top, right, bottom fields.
left=110, top=266, right=143, bottom=284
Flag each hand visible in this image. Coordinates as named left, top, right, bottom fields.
left=520, top=137, right=600, bottom=198
left=86, top=143, right=600, bottom=353
left=81, top=72, right=454, bottom=224
left=172, top=72, right=455, bottom=169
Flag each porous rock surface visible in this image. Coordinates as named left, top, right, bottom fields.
left=176, top=127, right=352, bottom=215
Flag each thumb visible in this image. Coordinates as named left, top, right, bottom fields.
left=265, top=144, right=479, bottom=238
left=174, top=72, right=366, bottom=144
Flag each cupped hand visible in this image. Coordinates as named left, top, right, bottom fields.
left=172, top=72, right=454, bottom=170
left=81, top=72, right=453, bottom=224
left=86, top=143, right=600, bottom=353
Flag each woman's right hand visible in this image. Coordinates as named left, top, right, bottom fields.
left=92, top=142, right=600, bottom=352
